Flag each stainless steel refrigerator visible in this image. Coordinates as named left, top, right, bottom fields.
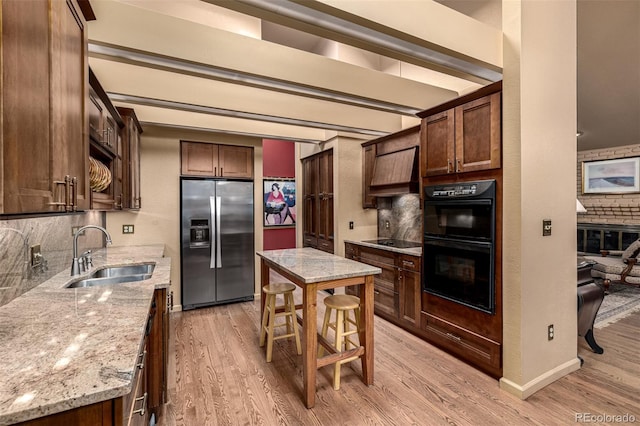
left=180, top=178, right=255, bottom=310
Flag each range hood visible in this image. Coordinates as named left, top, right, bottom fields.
left=369, top=146, right=419, bottom=196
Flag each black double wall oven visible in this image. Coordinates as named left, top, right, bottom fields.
left=423, top=180, right=496, bottom=314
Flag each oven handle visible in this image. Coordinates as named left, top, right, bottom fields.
left=423, top=236, right=492, bottom=252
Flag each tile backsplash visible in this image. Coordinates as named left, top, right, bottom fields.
left=0, top=212, right=105, bottom=306
left=377, top=194, right=422, bottom=242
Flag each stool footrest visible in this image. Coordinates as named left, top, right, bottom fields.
left=317, top=346, right=364, bottom=369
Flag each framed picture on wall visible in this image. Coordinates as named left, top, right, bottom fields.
left=582, top=157, right=640, bottom=194
left=263, top=179, right=296, bottom=227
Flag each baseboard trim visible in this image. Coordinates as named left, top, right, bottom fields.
left=171, top=304, right=183, bottom=312
left=499, top=357, right=581, bottom=399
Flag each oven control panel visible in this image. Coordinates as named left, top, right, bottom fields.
left=425, top=179, right=495, bottom=199
left=432, top=184, right=478, bottom=197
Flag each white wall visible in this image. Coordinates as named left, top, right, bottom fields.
left=501, top=0, right=580, bottom=398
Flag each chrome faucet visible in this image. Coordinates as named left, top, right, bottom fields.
left=71, top=225, right=112, bottom=276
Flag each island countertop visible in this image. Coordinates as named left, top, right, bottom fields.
left=0, top=244, right=170, bottom=425
left=256, top=247, right=382, bottom=283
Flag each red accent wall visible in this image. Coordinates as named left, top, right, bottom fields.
left=263, top=139, right=296, bottom=250
left=263, top=139, right=295, bottom=178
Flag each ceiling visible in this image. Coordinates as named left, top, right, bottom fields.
left=86, top=0, right=639, bottom=151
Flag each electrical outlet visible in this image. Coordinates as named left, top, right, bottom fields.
left=71, top=226, right=85, bottom=237
left=548, top=324, right=554, bottom=341
left=122, top=224, right=135, bottom=234
left=543, top=219, right=552, bottom=236
left=30, top=244, right=42, bottom=267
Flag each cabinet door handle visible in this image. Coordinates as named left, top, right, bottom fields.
left=373, top=290, right=380, bottom=295
left=447, top=160, right=453, bottom=173
left=136, top=349, right=146, bottom=369
left=220, top=167, right=223, bottom=176
left=214, top=166, right=217, bottom=177
left=446, top=332, right=462, bottom=342
left=49, top=180, right=67, bottom=210
left=456, top=159, right=461, bottom=173
left=71, top=176, right=78, bottom=211
left=133, top=392, right=148, bottom=416
left=64, top=175, right=72, bottom=211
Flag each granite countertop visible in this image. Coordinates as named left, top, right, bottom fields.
left=344, top=239, right=422, bottom=257
left=0, top=244, right=170, bottom=425
left=257, top=247, right=382, bottom=283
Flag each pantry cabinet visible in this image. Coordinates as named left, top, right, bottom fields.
left=181, top=141, right=253, bottom=179
left=1, top=0, right=91, bottom=214
left=303, top=150, right=334, bottom=254
left=419, top=82, right=501, bottom=178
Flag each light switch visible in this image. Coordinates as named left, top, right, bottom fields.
left=543, top=219, right=552, bottom=236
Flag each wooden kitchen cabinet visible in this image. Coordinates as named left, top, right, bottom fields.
left=88, top=69, right=125, bottom=211
left=147, top=288, right=169, bottom=419
left=345, top=243, right=421, bottom=327
left=419, top=82, right=501, bottom=178
left=398, top=255, right=421, bottom=327
left=362, top=144, right=377, bottom=208
left=303, top=149, right=334, bottom=254
left=1, top=0, right=91, bottom=214
left=181, top=141, right=253, bottom=179
left=117, top=107, right=143, bottom=209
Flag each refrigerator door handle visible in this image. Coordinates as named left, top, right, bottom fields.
left=216, top=196, right=222, bottom=268
left=210, top=196, right=217, bottom=269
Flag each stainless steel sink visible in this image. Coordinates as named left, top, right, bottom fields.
left=65, top=263, right=155, bottom=288
left=88, top=263, right=155, bottom=278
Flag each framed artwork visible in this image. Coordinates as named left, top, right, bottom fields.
left=582, top=157, right=640, bottom=194
left=263, top=179, right=296, bottom=227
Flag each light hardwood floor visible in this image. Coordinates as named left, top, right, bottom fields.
left=160, top=291, right=640, bottom=425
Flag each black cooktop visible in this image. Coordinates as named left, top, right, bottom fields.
left=362, top=239, right=422, bottom=248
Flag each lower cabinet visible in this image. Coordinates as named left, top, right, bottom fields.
left=17, top=288, right=168, bottom=426
left=345, top=243, right=420, bottom=325
left=345, top=242, right=501, bottom=378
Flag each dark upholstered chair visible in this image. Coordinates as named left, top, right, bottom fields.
left=584, top=239, right=640, bottom=290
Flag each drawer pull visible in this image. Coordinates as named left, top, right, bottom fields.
left=137, top=350, right=146, bottom=369
left=373, top=290, right=380, bottom=295
left=402, top=260, right=415, bottom=267
left=133, top=392, right=148, bottom=416
left=446, top=332, right=462, bottom=342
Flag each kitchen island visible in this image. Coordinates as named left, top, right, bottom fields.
left=256, top=247, right=381, bottom=408
left=0, top=245, right=170, bottom=425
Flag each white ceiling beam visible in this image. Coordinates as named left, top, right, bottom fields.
left=87, top=0, right=458, bottom=112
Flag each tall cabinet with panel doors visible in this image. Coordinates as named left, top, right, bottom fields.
left=181, top=141, right=254, bottom=179
left=418, top=81, right=503, bottom=378
left=1, top=0, right=92, bottom=214
left=419, top=81, right=501, bottom=178
left=302, top=149, right=334, bottom=254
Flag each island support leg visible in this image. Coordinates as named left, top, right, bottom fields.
left=302, top=283, right=318, bottom=408
left=359, top=274, right=374, bottom=385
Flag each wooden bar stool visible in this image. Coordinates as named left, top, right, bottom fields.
left=319, top=294, right=361, bottom=390
left=259, top=282, right=302, bottom=362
